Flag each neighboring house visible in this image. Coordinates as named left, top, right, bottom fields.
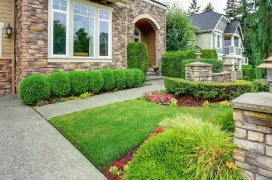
left=189, top=12, right=247, bottom=65
left=0, top=0, right=166, bottom=95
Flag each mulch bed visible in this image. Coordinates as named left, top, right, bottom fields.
left=176, top=96, right=221, bottom=107
left=104, top=127, right=165, bottom=180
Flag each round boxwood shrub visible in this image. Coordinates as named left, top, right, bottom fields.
left=68, top=71, right=88, bottom=95
left=101, top=69, right=115, bottom=91
left=19, top=74, right=51, bottom=105
left=113, top=69, right=125, bottom=90
left=131, top=68, right=145, bottom=87
left=86, top=71, right=104, bottom=94
left=47, top=71, right=71, bottom=97
left=126, top=115, right=243, bottom=180
left=124, top=69, right=135, bottom=88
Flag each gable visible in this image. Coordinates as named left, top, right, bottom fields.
left=189, top=12, right=223, bottom=31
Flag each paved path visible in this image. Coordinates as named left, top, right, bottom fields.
left=0, top=95, right=106, bottom=180
left=35, top=80, right=165, bottom=120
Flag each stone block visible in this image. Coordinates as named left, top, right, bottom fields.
left=248, top=131, right=264, bottom=142
left=233, top=109, right=243, bottom=122
left=267, top=135, right=272, bottom=146
left=266, top=146, right=272, bottom=157
left=244, top=111, right=272, bottom=128
left=234, top=138, right=265, bottom=155
left=234, top=148, right=245, bottom=162
left=256, top=156, right=272, bottom=169
left=235, top=121, right=270, bottom=134
left=257, top=168, right=272, bottom=178
left=235, top=128, right=247, bottom=139
left=256, top=174, right=270, bottom=180
left=241, top=170, right=254, bottom=180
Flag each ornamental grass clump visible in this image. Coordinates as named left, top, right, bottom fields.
left=125, top=114, right=243, bottom=180
left=47, top=71, right=71, bottom=97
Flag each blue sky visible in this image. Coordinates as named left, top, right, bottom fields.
left=158, top=0, right=228, bottom=14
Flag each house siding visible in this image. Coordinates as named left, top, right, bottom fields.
left=14, top=0, right=166, bottom=92
left=196, top=33, right=212, bottom=49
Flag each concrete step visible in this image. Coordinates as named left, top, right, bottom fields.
left=147, top=68, right=154, bottom=72
left=146, top=76, right=164, bottom=81
left=147, top=71, right=156, bottom=76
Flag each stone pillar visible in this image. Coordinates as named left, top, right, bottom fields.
left=185, top=62, right=212, bottom=82
left=232, top=93, right=272, bottom=180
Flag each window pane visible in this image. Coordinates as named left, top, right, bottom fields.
left=99, top=9, right=110, bottom=20
left=53, top=0, right=67, bottom=11
left=100, top=21, right=109, bottom=56
left=73, top=15, right=94, bottom=57
left=53, top=13, right=67, bottom=55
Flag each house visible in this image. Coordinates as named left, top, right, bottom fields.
left=0, top=0, right=166, bottom=95
left=189, top=12, right=247, bottom=66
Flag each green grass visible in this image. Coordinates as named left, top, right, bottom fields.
left=50, top=100, right=229, bottom=170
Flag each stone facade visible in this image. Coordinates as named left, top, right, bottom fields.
left=14, top=0, right=166, bottom=92
left=232, top=93, right=272, bottom=180
left=186, top=62, right=212, bottom=82
left=0, top=58, right=12, bottom=95
left=212, top=72, right=231, bottom=82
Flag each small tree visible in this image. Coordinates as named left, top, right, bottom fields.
left=166, top=3, right=196, bottom=51
left=203, top=2, right=215, bottom=12
left=224, top=0, right=240, bottom=21
left=187, top=0, right=201, bottom=15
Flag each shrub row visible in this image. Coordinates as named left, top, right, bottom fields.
left=19, top=69, right=145, bottom=105
left=164, top=77, right=253, bottom=100
left=127, top=42, right=149, bottom=74
left=242, top=65, right=257, bottom=81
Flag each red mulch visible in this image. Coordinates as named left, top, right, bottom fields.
left=176, top=96, right=221, bottom=107
left=104, top=127, right=165, bottom=180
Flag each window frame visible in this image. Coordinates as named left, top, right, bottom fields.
left=48, top=0, right=113, bottom=62
left=0, top=22, right=4, bottom=57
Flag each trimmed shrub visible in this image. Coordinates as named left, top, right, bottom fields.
left=124, top=69, right=135, bottom=88
left=200, top=49, right=218, bottom=59
left=252, top=79, right=269, bottom=92
left=215, top=108, right=234, bottom=133
left=131, top=68, right=145, bottom=87
left=101, top=69, right=115, bottom=91
left=86, top=71, right=104, bottom=94
left=69, top=71, right=88, bottom=95
left=126, top=114, right=242, bottom=180
left=127, top=42, right=149, bottom=74
left=47, top=72, right=71, bottom=97
left=201, top=59, right=223, bottom=73
left=19, top=74, right=51, bottom=105
left=165, top=77, right=253, bottom=100
left=113, top=69, right=126, bottom=90
left=242, top=65, right=256, bottom=81
left=181, top=59, right=197, bottom=79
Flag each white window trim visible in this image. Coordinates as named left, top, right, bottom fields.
left=0, top=22, right=4, bottom=57
left=214, top=32, right=222, bottom=48
left=134, top=27, right=141, bottom=42
left=48, top=0, right=113, bottom=62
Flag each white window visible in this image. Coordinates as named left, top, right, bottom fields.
left=215, top=33, right=222, bottom=48
left=0, top=22, right=5, bottom=57
left=48, top=0, right=112, bottom=62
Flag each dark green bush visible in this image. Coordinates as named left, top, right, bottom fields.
left=126, top=115, right=242, bottom=180
left=113, top=69, right=126, bottom=90
left=47, top=72, right=71, bottom=98
left=124, top=69, right=135, bottom=88
left=242, top=65, right=256, bottom=81
left=127, top=42, right=149, bottom=74
left=215, top=108, right=234, bottom=133
left=162, top=49, right=219, bottom=77
left=19, top=74, right=51, bottom=105
left=252, top=79, right=269, bottom=92
left=165, top=77, right=253, bottom=100
left=68, top=71, right=88, bottom=95
left=181, top=59, right=197, bottom=78
left=201, top=59, right=223, bottom=73
left=86, top=71, right=104, bottom=94
left=101, top=69, right=115, bottom=91
left=132, top=68, right=145, bottom=88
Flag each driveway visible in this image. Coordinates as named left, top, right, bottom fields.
left=0, top=95, right=106, bottom=180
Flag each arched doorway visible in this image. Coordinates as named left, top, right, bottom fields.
left=134, top=19, right=157, bottom=67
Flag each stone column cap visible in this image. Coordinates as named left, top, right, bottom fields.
left=186, top=62, right=212, bottom=67
left=232, top=93, right=272, bottom=114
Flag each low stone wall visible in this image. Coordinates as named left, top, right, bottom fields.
left=232, top=93, right=272, bottom=180
left=0, top=58, right=12, bottom=95
left=212, top=71, right=231, bottom=83
left=223, top=63, right=233, bottom=72
left=185, top=62, right=212, bottom=82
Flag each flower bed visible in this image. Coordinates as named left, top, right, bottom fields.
left=19, top=68, right=145, bottom=105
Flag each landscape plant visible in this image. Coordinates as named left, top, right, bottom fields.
left=131, top=68, right=145, bottom=88
left=86, top=70, right=104, bottom=94
left=69, top=71, right=88, bottom=95
left=252, top=79, right=269, bottom=92
left=113, top=69, right=126, bottom=90
left=101, top=69, right=115, bottom=91
left=47, top=71, right=71, bottom=97
left=124, top=69, right=135, bottom=88
left=215, top=108, right=235, bottom=133
left=19, top=74, right=51, bottom=105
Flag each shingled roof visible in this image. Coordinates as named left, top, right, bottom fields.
left=224, top=21, right=240, bottom=33
left=189, top=12, right=223, bottom=31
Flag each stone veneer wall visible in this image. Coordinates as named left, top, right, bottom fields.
left=212, top=72, right=231, bottom=83
left=15, top=0, right=166, bottom=91
left=232, top=93, right=272, bottom=180
left=185, top=62, right=212, bottom=82
left=0, top=58, right=12, bottom=95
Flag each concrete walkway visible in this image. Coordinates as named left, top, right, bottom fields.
left=35, top=80, right=165, bottom=120
left=0, top=95, right=106, bottom=180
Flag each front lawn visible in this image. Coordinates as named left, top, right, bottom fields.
left=50, top=100, right=229, bottom=170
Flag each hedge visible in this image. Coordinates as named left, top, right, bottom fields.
left=47, top=72, right=71, bottom=97
left=113, top=69, right=126, bottom=90
left=201, top=59, right=223, bottom=73
left=132, top=68, right=145, bottom=88
left=124, top=69, right=135, bottom=88
left=242, top=66, right=257, bottom=81
left=101, top=69, right=115, bottom=91
left=86, top=71, right=104, bottom=94
left=165, top=77, right=253, bottom=100
left=127, top=42, right=149, bottom=74
left=20, top=74, right=51, bottom=105
left=69, top=71, right=88, bottom=95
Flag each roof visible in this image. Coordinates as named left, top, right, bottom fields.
left=224, top=21, right=240, bottom=33
left=189, top=12, right=223, bottom=31
left=150, top=0, right=167, bottom=7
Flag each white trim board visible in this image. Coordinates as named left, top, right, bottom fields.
left=0, top=22, right=4, bottom=57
